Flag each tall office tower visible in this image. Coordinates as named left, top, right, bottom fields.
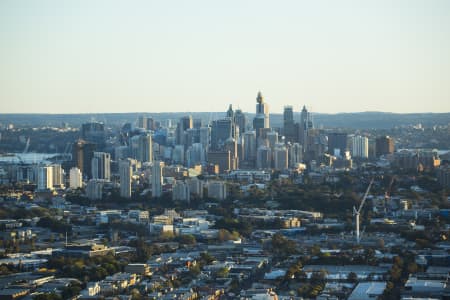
left=138, top=133, right=153, bottom=163
left=81, top=122, right=106, bottom=149
left=256, top=145, right=271, bottom=169
left=226, top=104, right=238, bottom=139
left=305, top=129, right=327, bottom=162
left=199, top=126, right=211, bottom=151
left=50, top=164, right=64, bottom=188
left=224, top=137, right=238, bottom=170
left=234, top=109, right=247, bottom=134
left=226, top=104, right=234, bottom=120
left=267, top=131, right=279, bottom=149
left=207, top=151, right=231, bottom=174
left=376, top=136, right=395, bottom=157
left=273, top=144, right=289, bottom=170
left=352, top=135, right=369, bottom=158
left=283, top=106, right=296, bottom=142
left=185, top=128, right=200, bottom=147
left=73, top=139, right=96, bottom=179
left=130, top=134, right=153, bottom=163
left=193, top=118, right=202, bottom=129
left=176, top=116, right=193, bottom=146
left=299, top=105, right=313, bottom=152
left=114, top=145, right=129, bottom=160
left=211, top=118, right=233, bottom=151
left=152, top=161, right=165, bottom=198
left=69, top=167, right=83, bottom=189
left=186, top=143, right=206, bottom=167
left=328, top=132, right=348, bottom=157
left=38, top=166, right=53, bottom=191
left=138, top=115, right=148, bottom=129
left=172, top=145, right=185, bottom=165
left=243, top=131, right=257, bottom=167
left=253, top=91, right=270, bottom=138
left=91, top=152, right=111, bottom=181
left=147, top=117, right=155, bottom=130
left=289, top=143, right=303, bottom=167
left=119, top=159, right=132, bottom=198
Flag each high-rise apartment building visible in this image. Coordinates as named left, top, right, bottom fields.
left=91, top=152, right=111, bottom=180
left=69, top=167, right=83, bottom=189
left=37, top=166, right=53, bottom=191
left=376, top=136, right=395, bottom=157
left=352, top=135, right=369, bottom=158
left=130, top=134, right=153, bottom=163
left=152, top=161, right=165, bottom=198
left=119, top=159, right=133, bottom=198
left=73, top=139, right=96, bottom=179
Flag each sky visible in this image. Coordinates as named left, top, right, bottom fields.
left=1, top=0, right=449, bottom=114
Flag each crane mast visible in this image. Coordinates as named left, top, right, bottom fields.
left=354, top=178, right=374, bottom=244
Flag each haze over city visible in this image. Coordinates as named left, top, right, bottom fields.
left=1, top=0, right=450, bottom=114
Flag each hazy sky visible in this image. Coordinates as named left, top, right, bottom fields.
left=1, top=0, right=449, bottom=114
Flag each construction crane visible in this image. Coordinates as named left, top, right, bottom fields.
left=353, top=178, right=374, bottom=244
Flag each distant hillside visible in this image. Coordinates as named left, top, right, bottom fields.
left=0, top=112, right=448, bottom=129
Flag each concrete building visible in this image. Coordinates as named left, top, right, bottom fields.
left=69, top=167, right=82, bottom=189
left=328, top=132, right=348, bottom=157
left=207, top=151, right=231, bottom=174
left=152, top=161, right=164, bottom=198
left=86, top=179, right=107, bottom=200
left=37, top=165, right=53, bottom=191
left=352, top=135, right=369, bottom=158
left=289, top=143, right=303, bottom=167
left=253, top=91, right=270, bottom=138
left=172, top=181, right=190, bottom=202
left=376, top=136, right=395, bottom=157
left=119, top=159, right=133, bottom=198
left=273, top=144, right=288, bottom=171
left=256, top=146, right=271, bottom=169
left=91, top=152, right=111, bottom=181
left=207, top=181, right=227, bottom=200
left=50, top=164, right=64, bottom=188
left=72, top=139, right=96, bottom=179
left=283, top=105, right=296, bottom=143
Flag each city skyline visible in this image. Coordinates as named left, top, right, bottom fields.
left=1, top=0, right=450, bottom=114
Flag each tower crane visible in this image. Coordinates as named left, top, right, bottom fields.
left=353, top=178, right=374, bottom=244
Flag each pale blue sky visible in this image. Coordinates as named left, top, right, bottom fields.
left=1, top=0, right=449, bottom=114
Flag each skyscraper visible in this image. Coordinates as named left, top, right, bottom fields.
left=234, top=109, right=247, bottom=134
left=376, top=136, right=395, bottom=157
left=69, top=167, right=83, bottom=189
left=211, top=118, right=233, bottom=151
left=328, top=132, right=348, bottom=157
left=299, top=105, right=313, bottom=153
left=119, top=159, right=132, bottom=198
left=51, top=164, right=64, bottom=188
left=37, top=166, right=53, bottom=191
left=243, top=131, right=257, bottom=167
left=273, top=144, right=288, bottom=170
left=283, top=106, right=296, bottom=142
left=152, top=161, right=165, bottom=198
left=253, top=91, right=269, bottom=138
left=81, top=122, right=106, bottom=149
left=73, top=139, right=96, bottom=179
left=130, top=133, right=153, bottom=163
left=91, top=152, right=111, bottom=181
left=352, top=135, right=369, bottom=158
left=176, top=116, right=193, bottom=146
